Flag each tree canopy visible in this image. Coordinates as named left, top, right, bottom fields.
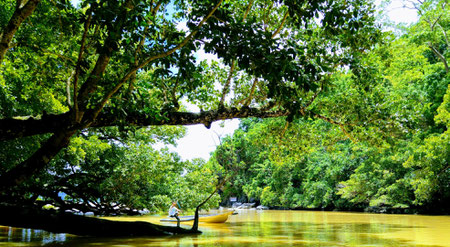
left=0, top=0, right=380, bottom=196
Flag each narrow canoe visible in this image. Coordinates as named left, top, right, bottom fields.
left=160, top=211, right=234, bottom=223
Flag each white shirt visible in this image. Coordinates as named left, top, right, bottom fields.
left=169, top=206, right=179, bottom=216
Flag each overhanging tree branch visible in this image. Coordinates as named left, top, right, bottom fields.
left=0, top=107, right=289, bottom=141
left=93, top=107, right=290, bottom=129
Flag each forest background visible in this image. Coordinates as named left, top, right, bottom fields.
left=214, top=0, right=449, bottom=213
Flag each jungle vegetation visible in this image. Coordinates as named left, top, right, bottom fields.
left=0, top=0, right=448, bottom=236
left=213, top=0, right=449, bottom=213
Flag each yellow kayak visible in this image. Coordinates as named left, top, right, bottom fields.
left=160, top=211, right=234, bottom=224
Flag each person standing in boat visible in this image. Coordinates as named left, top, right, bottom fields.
left=169, top=201, right=182, bottom=227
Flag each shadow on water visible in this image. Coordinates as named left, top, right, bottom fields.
left=0, top=220, right=445, bottom=247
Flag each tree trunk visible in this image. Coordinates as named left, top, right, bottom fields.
left=0, top=204, right=200, bottom=236
left=0, top=129, right=76, bottom=191
left=191, top=178, right=228, bottom=231
left=0, top=0, right=41, bottom=64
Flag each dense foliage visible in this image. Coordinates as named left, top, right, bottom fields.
left=0, top=0, right=383, bottom=219
left=1, top=124, right=220, bottom=214
left=211, top=0, right=449, bottom=213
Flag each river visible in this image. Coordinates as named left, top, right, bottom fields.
left=1, top=210, right=449, bottom=246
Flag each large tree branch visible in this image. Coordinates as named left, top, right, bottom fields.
left=0, top=112, right=71, bottom=141
left=0, top=108, right=354, bottom=191
left=0, top=129, right=77, bottom=190
left=0, top=0, right=41, bottom=64
left=94, top=107, right=289, bottom=129
left=0, top=84, right=341, bottom=143
left=0, top=107, right=288, bottom=141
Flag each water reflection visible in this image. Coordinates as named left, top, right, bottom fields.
left=0, top=227, right=69, bottom=246
left=1, top=210, right=449, bottom=246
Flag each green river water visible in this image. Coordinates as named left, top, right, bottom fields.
left=1, top=210, right=449, bottom=246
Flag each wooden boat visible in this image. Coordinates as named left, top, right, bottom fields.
left=160, top=211, right=234, bottom=223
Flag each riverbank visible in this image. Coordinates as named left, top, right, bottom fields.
left=225, top=201, right=450, bottom=216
